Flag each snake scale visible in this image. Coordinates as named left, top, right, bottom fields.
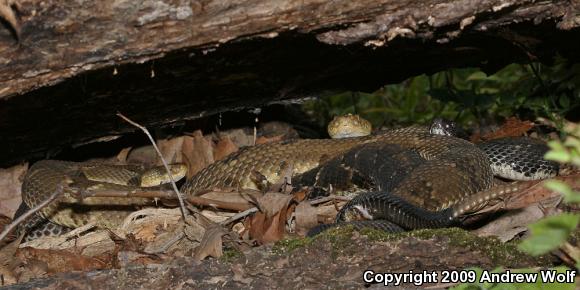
left=17, top=121, right=558, bottom=240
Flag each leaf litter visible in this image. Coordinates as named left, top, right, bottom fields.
left=0, top=118, right=578, bottom=285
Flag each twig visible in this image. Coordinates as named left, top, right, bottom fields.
left=116, top=112, right=187, bottom=220
left=0, top=184, right=63, bottom=242
left=220, top=207, right=259, bottom=226
left=309, top=195, right=352, bottom=206
left=187, top=196, right=253, bottom=212
left=83, top=188, right=254, bottom=212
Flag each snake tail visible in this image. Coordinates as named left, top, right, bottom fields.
left=335, top=191, right=456, bottom=230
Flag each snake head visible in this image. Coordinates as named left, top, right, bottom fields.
left=140, top=163, right=188, bottom=187
left=429, top=118, right=467, bottom=139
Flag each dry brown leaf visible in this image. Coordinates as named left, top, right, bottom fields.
left=260, top=208, right=288, bottom=243
left=255, top=134, right=285, bottom=145
left=182, top=131, right=214, bottom=178
left=126, top=145, right=158, bottom=165
left=193, top=225, right=226, bottom=260
left=213, top=136, right=238, bottom=161
left=0, top=214, right=15, bottom=245
left=501, top=175, right=578, bottom=211
left=294, top=202, right=319, bottom=236
left=0, top=0, right=21, bottom=41
left=481, top=117, right=535, bottom=140
left=115, top=147, right=133, bottom=163
left=248, top=192, right=294, bottom=243
left=474, top=205, right=553, bottom=242
left=0, top=163, right=27, bottom=218
left=256, top=192, right=293, bottom=218
left=258, top=121, right=299, bottom=139
left=217, top=128, right=255, bottom=148
left=17, top=248, right=112, bottom=274
left=156, top=136, right=185, bottom=165
left=0, top=235, right=23, bottom=285
left=183, top=215, right=207, bottom=242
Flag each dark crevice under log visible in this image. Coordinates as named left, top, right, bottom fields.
left=0, top=0, right=579, bottom=166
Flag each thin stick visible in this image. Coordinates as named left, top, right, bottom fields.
left=187, top=196, right=253, bottom=212
left=116, top=113, right=187, bottom=220
left=309, top=195, right=352, bottom=206
left=220, top=207, right=258, bottom=225
left=0, top=185, right=62, bottom=242
left=82, top=189, right=254, bottom=212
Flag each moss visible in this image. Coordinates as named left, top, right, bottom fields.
left=219, top=248, right=244, bottom=263
left=272, top=226, right=553, bottom=267
left=358, top=227, right=554, bottom=266
left=272, top=237, right=313, bottom=254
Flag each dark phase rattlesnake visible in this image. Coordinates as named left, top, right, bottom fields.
left=17, top=119, right=558, bottom=239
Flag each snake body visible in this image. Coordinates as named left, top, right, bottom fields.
left=18, top=119, right=557, bottom=239
left=18, top=161, right=186, bottom=239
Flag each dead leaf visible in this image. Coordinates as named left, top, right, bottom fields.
left=475, top=205, right=552, bottom=242
left=258, top=121, right=299, bottom=139
left=182, top=131, right=214, bottom=178
left=480, top=117, right=535, bottom=141
left=0, top=163, right=27, bottom=219
left=193, top=225, right=226, bottom=260
left=256, top=192, right=293, bottom=218
left=115, top=147, right=133, bottom=163
left=17, top=248, right=112, bottom=274
left=126, top=145, right=158, bottom=165
left=0, top=235, right=23, bottom=286
left=213, top=136, right=238, bottom=161
left=216, top=128, right=254, bottom=148
left=248, top=210, right=288, bottom=244
left=500, top=175, right=578, bottom=212
left=157, top=136, right=185, bottom=165
left=0, top=0, right=21, bottom=41
left=255, top=134, right=285, bottom=145
left=0, top=214, right=15, bottom=245
left=294, top=202, right=319, bottom=236
left=248, top=192, right=294, bottom=243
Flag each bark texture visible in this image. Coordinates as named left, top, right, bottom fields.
left=0, top=0, right=579, bottom=164
left=4, top=230, right=553, bottom=289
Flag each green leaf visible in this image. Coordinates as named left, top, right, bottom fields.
left=545, top=141, right=571, bottom=163
left=466, top=71, right=489, bottom=81
left=544, top=150, right=571, bottom=163
left=559, top=95, right=570, bottom=108
left=563, top=136, right=580, bottom=148
left=519, top=213, right=580, bottom=255
left=491, top=284, right=517, bottom=290
left=545, top=180, right=580, bottom=203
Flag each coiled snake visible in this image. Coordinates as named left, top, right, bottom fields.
left=17, top=117, right=559, bottom=240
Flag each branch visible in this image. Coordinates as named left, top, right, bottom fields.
left=116, top=112, right=188, bottom=220
left=0, top=183, right=63, bottom=242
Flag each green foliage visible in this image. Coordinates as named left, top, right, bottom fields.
left=518, top=121, right=580, bottom=259
left=303, top=58, right=580, bottom=132
left=518, top=214, right=580, bottom=256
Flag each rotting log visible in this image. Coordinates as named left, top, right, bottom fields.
left=0, top=0, right=579, bottom=165
left=3, top=229, right=555, bottom=289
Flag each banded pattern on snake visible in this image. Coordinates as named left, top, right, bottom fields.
left=16, top=118, right=559, bottom=240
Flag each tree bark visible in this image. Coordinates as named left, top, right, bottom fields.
left=5, top=231, right=554, bottom=289
left=0, top=0, right=579, bottom=165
